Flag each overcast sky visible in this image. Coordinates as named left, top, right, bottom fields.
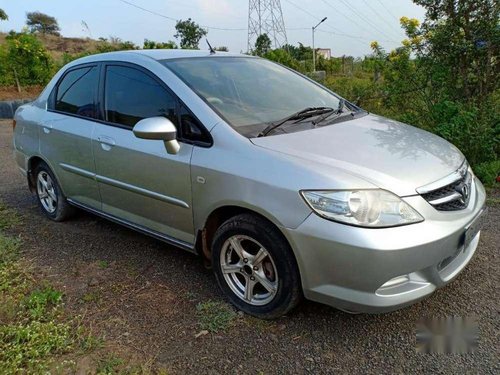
left=0, top=0, right=426, bottom=56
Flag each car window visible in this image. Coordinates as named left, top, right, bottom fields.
left=55, top=66, right=98, bottom=118
left=104, top=65, right=177, bottom=128
left=178, top=104, right=209, bottom=144
left=162, top=57, right=341, bottom=129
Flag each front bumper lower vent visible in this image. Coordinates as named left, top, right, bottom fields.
left=417, top=162, right=472, bottom=211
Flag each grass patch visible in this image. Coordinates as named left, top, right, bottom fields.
left=196, top=300, right=237, bottom=333
left=0, top=200, right=160, bottom=372
left=81, top=290, right=102, bottom=304
left=0, top=202, right=22, bottom=230
left=486, top=197, right=500, bottom=206
left=98, top=260, right=109, bottom=269
left=24, top=286, right=63, bottom=320
left=0, top=230, right=76, bottom=372
left=0, top=320, right=73, bottom=371
left=96, top=355, right=124, bottom=374
left=0, top=200, right=92, bottom=372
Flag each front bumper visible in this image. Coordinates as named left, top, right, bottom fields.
left=284, top=177, right=486, bottom=313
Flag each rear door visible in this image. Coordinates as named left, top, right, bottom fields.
left=41, top=63, right=101, bottom=209
left=92, top=63, right=195, bottom=244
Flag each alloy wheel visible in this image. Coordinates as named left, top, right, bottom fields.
left=37, top=171, right=57, bottom=213
left=220, top=235, right=278, bottom=306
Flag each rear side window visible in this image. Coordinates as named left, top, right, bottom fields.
left=55, top=66, right=98, bottom=118
left=104, top=65, right=177, bottom=128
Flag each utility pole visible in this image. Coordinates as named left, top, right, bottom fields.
left=312, top=17, right=327, bottom=72
left=248, top=0, right=288, bottom=52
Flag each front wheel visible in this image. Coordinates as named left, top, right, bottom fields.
left=212, top=214, right=302, bottom=319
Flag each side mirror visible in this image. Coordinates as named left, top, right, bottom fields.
left=133, top=117, right=180, bottom=155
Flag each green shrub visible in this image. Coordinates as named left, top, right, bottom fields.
left=432, top=100, right=498, bottom=166
left=0, top=31, right=54, bottom=86
left=475, top=160, right=500, bottom=188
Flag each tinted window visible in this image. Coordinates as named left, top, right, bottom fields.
left=105, top=65, right=177, bottom=127
left=55, top=66, right=98, bottom=118
left=179, top=104, right=209, bottom=144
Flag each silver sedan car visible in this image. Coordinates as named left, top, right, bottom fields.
left=13, top=50, right=486, bottom=318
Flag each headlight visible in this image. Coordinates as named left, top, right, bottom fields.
left=300, top=189, right=424, bottom=228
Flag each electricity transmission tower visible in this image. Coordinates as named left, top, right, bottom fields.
left=247, top=0, right=288, bottom=52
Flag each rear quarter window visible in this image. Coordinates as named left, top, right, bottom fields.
left=53, top=66, right=99, bottom=119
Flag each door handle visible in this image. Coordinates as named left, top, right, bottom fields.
left=97, top=136, right=116, bottom=151
left=41, top=122, right=53, bottom=134
left=97, top=136, right=116, bottom=145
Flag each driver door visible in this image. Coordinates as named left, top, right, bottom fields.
left=92, top=63, right=195, bottom=245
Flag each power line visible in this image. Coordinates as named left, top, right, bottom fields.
left=283, top=0, right=396, bottom=44
left=118, top=0, right=392, bottom=51
left=375, top=0, right=401, bottom=23
left=360, top=0, right=402, bottom=36
left=332, top=0, right=400, bottom=41
left=117, top=0, right=247, bottom=31
left=282, top=0, right=365, bottom=45
left=318, top=0, right=378, bottom=37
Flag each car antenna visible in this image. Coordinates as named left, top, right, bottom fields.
left=206, top=39, right=216, bottom=55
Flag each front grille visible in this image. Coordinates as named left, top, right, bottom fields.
left=418, top=163, right=472, bottom=211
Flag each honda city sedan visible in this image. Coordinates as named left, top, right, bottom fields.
left=13, top=50, right=486, bottom=318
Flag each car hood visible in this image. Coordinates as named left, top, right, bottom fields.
left=250, top=114, right=465, bottom=196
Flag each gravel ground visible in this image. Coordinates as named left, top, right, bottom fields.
left=1, top=120, right=498, bottom=374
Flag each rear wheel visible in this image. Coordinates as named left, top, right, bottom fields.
left=34, top=162, right=75, bottom=221
left=212, top=214, right=302, bottom=319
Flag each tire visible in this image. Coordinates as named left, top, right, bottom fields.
left=34, top=162, right=75, bottom=221
left=212, top=213, right=302, bottom=319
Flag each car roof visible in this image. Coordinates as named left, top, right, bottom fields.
left=72, top=49, right=248, bottom=66
left=79, top=49, right=245, bottom=62
left=129, top=49, right=245, bottom=60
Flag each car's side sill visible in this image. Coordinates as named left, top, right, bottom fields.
left=67, top=198, right=196, bottom=254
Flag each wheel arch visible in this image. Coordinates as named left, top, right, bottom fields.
left=26, top=155, right=63, bottom=194
left=195, top=204, right=295, bottom=264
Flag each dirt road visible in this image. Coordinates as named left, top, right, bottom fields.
left=1, top=121, right=498, bottom=373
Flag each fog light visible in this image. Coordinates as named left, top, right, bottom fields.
left=380, top=275, right=410, bottom=288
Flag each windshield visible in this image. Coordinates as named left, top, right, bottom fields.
left=162, top=57, right=343, bottom=133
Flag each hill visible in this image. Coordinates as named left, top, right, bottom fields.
left=0, top=32, right=109, bottom=62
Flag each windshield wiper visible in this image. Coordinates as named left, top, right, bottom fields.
left=258, top=107, right=334, bottom=137
left=312, top=99, right=346, bottom=126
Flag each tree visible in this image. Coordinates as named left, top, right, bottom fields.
left=0, top=9, right=8, bottom=21
left=26, top=11, right=60, bottom=35
left=174, top=18, right=207, bottom=49
left=215, top=46, right=229, bottom=52
left=369, top=0, right=499, bottom=173
left=410, top=0, right=499, bottom=102
left=0, top=31, right=53, bottom=88
left=283, top=42, right=313, bottom=61
left=143, top=39, right=178, bottom=49
left=254, top=34, right=272, bottom=56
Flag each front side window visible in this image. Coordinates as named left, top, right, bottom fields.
left=55, top=66, right=98, bottom=118
left=104, top=65, right=177, bottom=128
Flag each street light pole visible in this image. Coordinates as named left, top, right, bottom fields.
left=312, top=17, right=327, bottom=72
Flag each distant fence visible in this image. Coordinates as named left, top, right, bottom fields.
left=0, top=99, right=33, bottom=119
